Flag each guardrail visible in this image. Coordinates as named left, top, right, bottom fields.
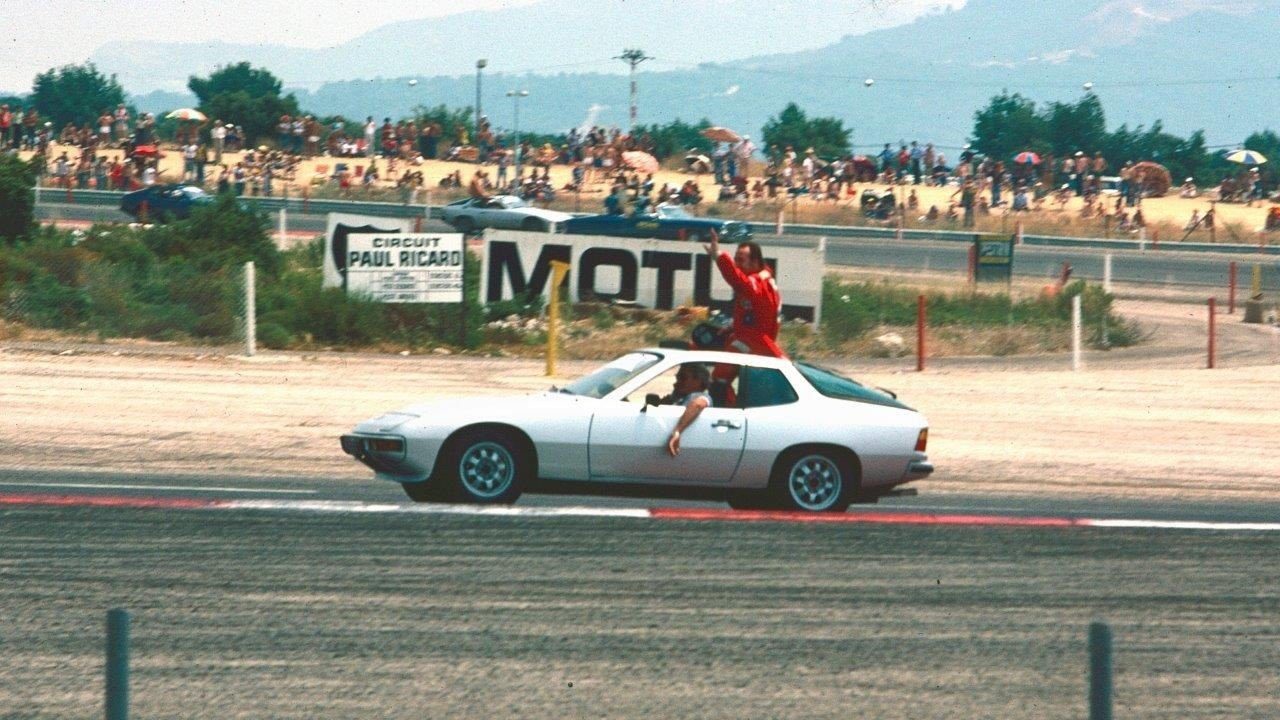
left=37, top=188, right=1280, bottom=257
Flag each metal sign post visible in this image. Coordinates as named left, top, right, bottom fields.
left=546, top=260, right=571, bottom=377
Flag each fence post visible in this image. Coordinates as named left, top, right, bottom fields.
left=1088, top=622, right=1113, bottom=720
left=916, top=295, right=927, bottom=372
left=277, top=207, right=287, bottom=246
left=775, top=208, right=784, bottom=236
left=1228, top=261, right=1238, bottom=315
left=106, top=608, right=130, bottom=720
left=1207, top=297, right=1216, bottom=369
left=967, top=244, right=977, bottom=284
left=1072, top=294, right=1083, bottom=371
left=1103, top=253, right=1112, bottom=294
left=244, top=261, right=256, bottom=357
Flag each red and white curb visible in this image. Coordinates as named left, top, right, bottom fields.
left=2, top=492, right=1279, bottom=532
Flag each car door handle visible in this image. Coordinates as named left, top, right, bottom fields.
left=711, top=419, right=742, bottom=430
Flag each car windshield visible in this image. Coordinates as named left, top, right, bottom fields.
left=182, top=187, right=208, bottom=198
left=500, top=196, right=529, bottom=208
left=795, top=362, right=910, bottom=410
left=656, top=204, right=691, bottom=219
left=561, top=352, right=662, bottom=398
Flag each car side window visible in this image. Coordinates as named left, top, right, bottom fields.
left=739, top=367, right=798, bottom=409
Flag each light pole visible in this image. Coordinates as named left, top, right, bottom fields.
left=614, top=48, right=653, bottom=131
left=507, top=89, right=529, bottom=183
left=475, top=59, right=487, bottom=143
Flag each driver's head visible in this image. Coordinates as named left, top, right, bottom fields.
left=673, top=363, right=711, bottom=395
left=734, top=241, right=764, bottom=273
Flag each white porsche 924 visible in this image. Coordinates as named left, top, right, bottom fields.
left=341, top=349, right=933, bottom=513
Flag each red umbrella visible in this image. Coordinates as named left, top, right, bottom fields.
left=1014, top=151, right=1041, bottom=165
left=621, top=151, right=660, bottom=174
left=701, top=126, right=741, bottom=143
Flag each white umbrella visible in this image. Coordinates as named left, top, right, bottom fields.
left=1225, top=149, right=1267, bottom=165
left=165, top=108, right=207, bottom=122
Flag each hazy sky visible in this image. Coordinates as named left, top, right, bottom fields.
left=0, top=0, right=541, bottom=92
left=0, top=0, right=956, bottom=93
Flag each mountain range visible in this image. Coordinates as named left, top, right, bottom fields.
left=99, top=0, right=1278, bottom=149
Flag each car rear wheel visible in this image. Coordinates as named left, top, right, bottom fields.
left=771, top=450, right=851, bottom=512
left=442, top=430, right=527, bottom=504
left=520, top=217, right=543, bottom=231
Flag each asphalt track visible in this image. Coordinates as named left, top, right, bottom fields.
left=35, top=201, right=1280, bottom=288
left=2, top=468, right=1278, bottom=719
left=3, top=466, right=1280, bottom=526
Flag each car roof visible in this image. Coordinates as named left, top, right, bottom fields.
left=636, top=347, right=794, bottom=370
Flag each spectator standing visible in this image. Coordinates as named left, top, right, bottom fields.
left=909, top=141, right=923, bottom=184
left=363, top=117, right=377, bottom=158
left=113, top=104, right=129, bottom=143
left=211, top=121, right=226, bottom=163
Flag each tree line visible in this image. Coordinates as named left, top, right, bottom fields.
left=4, top=60, right=1276, bottom=188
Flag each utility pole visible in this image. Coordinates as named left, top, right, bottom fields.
left=614, top=48, right=653, bottom=131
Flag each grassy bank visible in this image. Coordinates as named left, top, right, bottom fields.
left=2, top=202, right=1139, bottom=357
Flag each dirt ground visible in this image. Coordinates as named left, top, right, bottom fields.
left=1, top=297, right=1277, bottom=502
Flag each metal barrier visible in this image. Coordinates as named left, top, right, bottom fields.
left=39, top=188, right=1280, bottom=256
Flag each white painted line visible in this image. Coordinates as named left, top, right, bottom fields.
left=0, top=481, right=317, bottom=495
left=1087, top=519, right=1280, bottom=532
left=226, top=499, right=651, bottom=519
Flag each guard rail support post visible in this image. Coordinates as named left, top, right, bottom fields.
left=106, top=608, right=130, bottom=720
left=1103, top=253, right=1113, bottom=294
left=967, top=245, right=977, bottom=285
left=916, top=295, right=927, bottom=372
left=1228, top=261, right=1238, bottom=314
left=1207, top=297, right=1216, bottom=369
left=244, top=261, right=256, bottom=357
left=1088, top=621, right=1113, bottom=720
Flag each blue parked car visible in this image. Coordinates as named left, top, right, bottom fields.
left=119, top=184, right=214, bottom=222
left=562, top=203, right=752, bottom=242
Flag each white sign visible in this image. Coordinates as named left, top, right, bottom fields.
left=482, top=230, right=823, bottom=324
left=323, top=212, right=415, bottom=289
left=345, top=233, right=464, bottom=303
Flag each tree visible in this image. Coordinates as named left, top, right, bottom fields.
left=412, top=104, right=473, bottom=146
left=633, top=118, right=713, bottom=159
left=1242, top=130, right=1280, bottom=190
left=969, top=92, right=1047, bottom=160
left=761, top=103, right=850, bottom=158
left=30, top=63, right=126, bottom=129
left=188, top=63, right=300, bottom=146
left=1044, top=93, right=1106, bottom=156
left=0, top=154, right=37, bottom=244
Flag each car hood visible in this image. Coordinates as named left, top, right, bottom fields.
left=359, top=391, right=591, bottom=431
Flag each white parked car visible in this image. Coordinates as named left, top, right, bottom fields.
left=341, top=349, right=933, bottom=512
left=439, top=195, right=573, bottom=233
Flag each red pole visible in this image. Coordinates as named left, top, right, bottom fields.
left=1207, top=297, right=1216, bottom=369
left=967, top=245, right=977, bottom=284
left=139, top=200, right=148, bottom=224
left=414, top=216, right=423, bottom=232
left=303, top=186, right=310, bottom=213
left=916, top=294, right=927, bottom=372
left=1228, top=261, right=1237, bottom=315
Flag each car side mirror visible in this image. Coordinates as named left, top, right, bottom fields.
left=642, top=393, right=661, bottom=412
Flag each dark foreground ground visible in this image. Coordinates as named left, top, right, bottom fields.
left=1, top=506, right=1277, bottom=719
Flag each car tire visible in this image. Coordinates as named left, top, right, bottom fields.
left=769, top=448, right=853, bottom=513
left=685, top=231, right=702, bottom=243
left=453, top=216, right=475, bottom=233
left=440, top=429, right=528, bottom=504
left=521, top=217, right=543, bottom=232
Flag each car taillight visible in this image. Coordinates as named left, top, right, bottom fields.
left=915, top=428, right=928, bottom=452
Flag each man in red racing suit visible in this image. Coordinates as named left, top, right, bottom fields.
left=704, top=233, right=784, bottom=404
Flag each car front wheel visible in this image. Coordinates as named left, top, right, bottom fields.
left=444, top=430, right=527, bottom=504
left=772, top=450, right=851, bottom=512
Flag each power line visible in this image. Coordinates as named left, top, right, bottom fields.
left=614, top=48, right=654, bottom=131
